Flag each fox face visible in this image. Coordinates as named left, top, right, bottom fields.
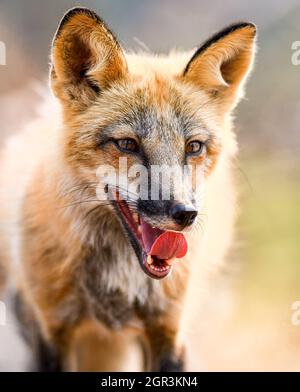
left=50, top=8, right=256, bottom=279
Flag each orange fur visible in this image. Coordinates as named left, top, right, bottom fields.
left=0, top=8, right=256, bottom=371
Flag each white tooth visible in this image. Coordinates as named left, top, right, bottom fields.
left=166, top=258, right=175, bottom=266
left=147, top=255, right=153, bottom=265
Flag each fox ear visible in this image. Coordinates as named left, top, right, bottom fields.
left=183, top=22, right=256, bottom=111
left=50, top=7, right=128, bottom=111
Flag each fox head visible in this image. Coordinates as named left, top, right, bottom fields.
left=50, top=7, right=256, bottom=279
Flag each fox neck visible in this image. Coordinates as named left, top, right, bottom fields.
left=41, top=168, right=162, bottom=310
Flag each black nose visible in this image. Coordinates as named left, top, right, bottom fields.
left=171, top=204, right=198, bottom=228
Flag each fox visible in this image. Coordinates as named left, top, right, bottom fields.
left=0, top=7, right=256, bottom=371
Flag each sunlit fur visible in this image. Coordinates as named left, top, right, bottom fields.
left=0, top=8, right=256, bottom=371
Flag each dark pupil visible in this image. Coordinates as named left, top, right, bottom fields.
left=120, top=139, right=136, bottom=151
left=189, top=141, right=201, bottom=153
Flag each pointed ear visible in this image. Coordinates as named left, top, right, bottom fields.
left=50, top=8, right=128, bottom=111
left=183, top=22, right=256, bottom=111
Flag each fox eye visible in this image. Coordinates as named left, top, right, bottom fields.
left=116, top=138, right=139, bottom=153
left=186, top=140, right=204, bottom=155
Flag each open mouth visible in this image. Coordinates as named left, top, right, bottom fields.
left=114, top=196, right=188, bottom=280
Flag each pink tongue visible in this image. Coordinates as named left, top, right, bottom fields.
left=140, top=219, right=187, bottom=260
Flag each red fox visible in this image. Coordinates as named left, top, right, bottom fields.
left=0, top=8, right=256, bottom=371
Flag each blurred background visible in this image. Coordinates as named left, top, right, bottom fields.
left=0, top=0, right=300, bottom=371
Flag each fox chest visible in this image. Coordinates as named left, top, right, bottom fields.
left=80, top=252, right=165, bottom=328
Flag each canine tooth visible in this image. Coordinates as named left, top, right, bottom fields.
left=147, top=255, right=153, bottom=265
left=166, top=258, right=175, bottom=266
